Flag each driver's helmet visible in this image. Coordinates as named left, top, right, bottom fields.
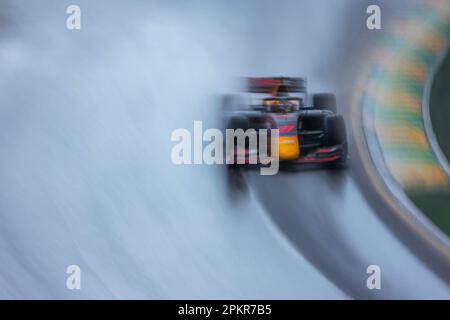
left=264, top=84, right=294, bottom=112
left=272, top=84, right=290, bottom=98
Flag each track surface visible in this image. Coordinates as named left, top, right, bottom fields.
left=0, top=0, right=449, bottom=299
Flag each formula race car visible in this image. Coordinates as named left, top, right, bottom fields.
left=223, top=77, right=348, bottom=168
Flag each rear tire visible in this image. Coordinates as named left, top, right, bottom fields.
left=222, top=94, right=244, bottom=112
left=313, top=93, right=337, bottom=113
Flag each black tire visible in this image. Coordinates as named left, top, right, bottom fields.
left=227, top=116, right=249, bottom=166
left=324, top=114, right=348, bottom=168
left=324, top=114, right=346, bottom=146
left=328, top=142, right=348, bottom=169
left=313, top=93, right=337, bottom=113
left=228, top=116, right=249, bottom=131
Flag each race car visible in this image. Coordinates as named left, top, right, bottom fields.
left=223, top=77, right=348, bottom=168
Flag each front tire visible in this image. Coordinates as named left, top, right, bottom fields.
left=324, top=114, right=346, bottom=146
left=324, top=114, right=348, bottom=169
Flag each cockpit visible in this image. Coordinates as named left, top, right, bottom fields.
left=263, top=97, right=302, bottom=113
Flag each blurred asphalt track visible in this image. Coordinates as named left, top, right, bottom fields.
left=0, top=0, right=449, bottom=299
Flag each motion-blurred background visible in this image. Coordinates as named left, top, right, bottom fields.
left=0, top=0, right=449, bottom=299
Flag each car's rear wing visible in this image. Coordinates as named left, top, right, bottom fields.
left=247, top=77, right=307, bottom=94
